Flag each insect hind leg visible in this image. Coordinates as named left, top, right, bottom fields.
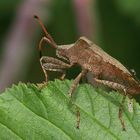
left=93, top=78, right=127, bottom=130
left=119, top=94, right=126, bottom=131
left=93, top=78, right=126, bottom=94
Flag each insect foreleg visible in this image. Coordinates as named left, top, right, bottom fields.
left=40, top=56, right=72, bottom=82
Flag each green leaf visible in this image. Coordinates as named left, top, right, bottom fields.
left=0, top=80, right=140, bottom=140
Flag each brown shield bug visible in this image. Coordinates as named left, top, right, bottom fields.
left=34, top=15, right=140, bottom=130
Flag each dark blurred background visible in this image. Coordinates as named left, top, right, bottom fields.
left=0, top=0, right=140, bottom=93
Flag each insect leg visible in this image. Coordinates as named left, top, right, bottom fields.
left=40, top=58, right=48, bottom=83
left=76, top=109, right=80, bottom=129
left=67, top=69, right=87, bottom=129
left=93, top=78, right=126, bottom=95
left=37, top=63, right=65, bottom=88
left=60, top=71, right=66, bottom=80
left=40, top=56, right=72, bottom=82
left=93, top=78, right=127, bottom=130
left=68, top=69, right=88, bottom=97
left=43, top=63, right=67, bottom=80
left=119, top=91, right=126, bottom=131
left=43, top=63, right=65, bottom=72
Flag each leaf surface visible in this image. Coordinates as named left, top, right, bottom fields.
left=0, top=80, right=140, bottom=140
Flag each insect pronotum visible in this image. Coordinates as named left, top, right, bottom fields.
left=34, top=15, right=140, bottom=131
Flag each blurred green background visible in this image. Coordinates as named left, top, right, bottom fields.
left=0, top=0, right=140, bottom=93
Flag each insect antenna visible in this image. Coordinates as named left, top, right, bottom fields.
left=34, top=15, right=58, bottom=57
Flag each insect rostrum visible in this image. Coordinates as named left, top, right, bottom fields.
left=34, top=15, right=140, bottom=131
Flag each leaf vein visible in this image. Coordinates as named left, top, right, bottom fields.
left=53, top=82, right=120, bottom=140
left=0, top=121, right=23, bottom=140
left=10, top=93, right=73, bottom=140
